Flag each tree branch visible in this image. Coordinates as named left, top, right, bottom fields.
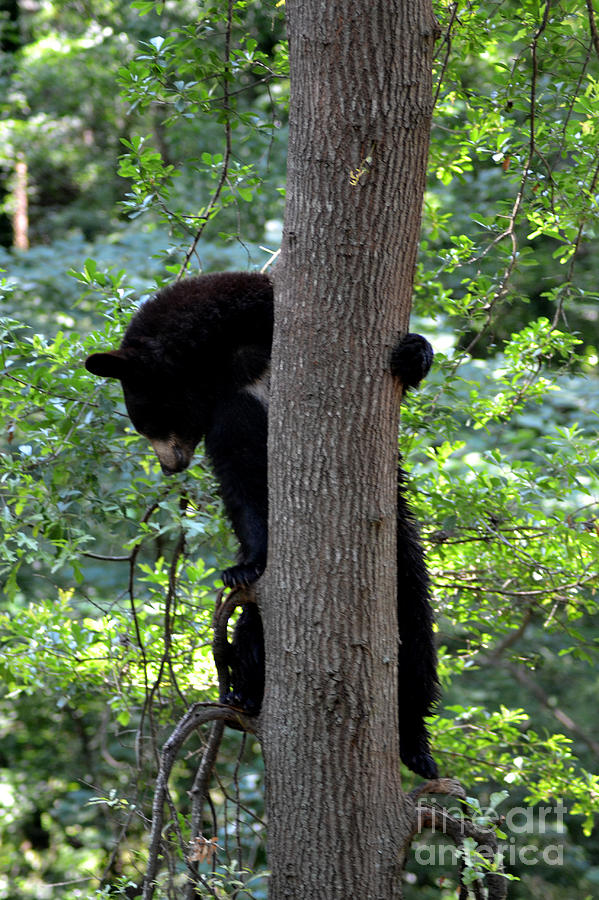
left=180, top=0, right=234, bottom=274
left=408, top=779, right=508, bottom=900
left=141, top=703, right=253, bottom=900
left=506, top=662, right=599, bottom=757
left=185, top=720, right=226, bottom=900
left=141, top=583, right=259, bottom=900
left=586, top=0, right=599, bottom=58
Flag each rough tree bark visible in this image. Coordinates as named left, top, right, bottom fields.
left=260, top=2, right=438, bottom=898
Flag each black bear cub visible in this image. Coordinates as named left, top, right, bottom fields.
left=86, top=271, right=439, bottom=779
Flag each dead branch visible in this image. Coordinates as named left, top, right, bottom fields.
left=408, top=778, right=508, bottom=900
left=211, top=587, right=239, bottom=703
left=141, top=581, right=260, bottom=900
left=185, top=720, right=226, bottom=900
left=141, top=702, right=254, bottom=900
left=212, top=584, right=260, bottom=709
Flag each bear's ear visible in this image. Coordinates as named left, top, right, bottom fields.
left=85, top=350, right=131, bottom=380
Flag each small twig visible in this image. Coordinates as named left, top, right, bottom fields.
left=260, top=246, right=281, bottom=273
left=126, top=500, right=161, bottom=770
left=180, top=0, right=235, bottom=275
left=185, top=720, right=226, bottom=900
left=506, top=662, right=599, bottom=757
left=586, top=0, right=599, bottom=58
left=454, top=0, right=551, bottom=360
left=433, top=1, right=459, bottom=107
left=82, top=551, right=131, bottom=562
left=141, top=703, right=253, bottom=900
left=551, top=154, right=599, bottom=328
left=486, top=607, right=534, bottom=663
left=234, top=733, right=247, bottom=870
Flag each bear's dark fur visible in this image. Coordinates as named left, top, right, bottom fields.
left=86, top=271, right=439, bottom=778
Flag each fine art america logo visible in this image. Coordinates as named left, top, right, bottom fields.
left=414, top=799, right=567, bottom=868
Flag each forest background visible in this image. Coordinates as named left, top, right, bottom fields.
left=0, top=1, right=597, bottom=898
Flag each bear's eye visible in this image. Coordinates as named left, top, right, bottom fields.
left=122, top=392, right=167, bottom=441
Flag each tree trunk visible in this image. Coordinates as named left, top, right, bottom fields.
left=260, top=2, right=437, bottom=898
left=14, top=155, right=29, bottom=251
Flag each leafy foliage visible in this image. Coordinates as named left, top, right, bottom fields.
left=0, top=0, right=597, bottom=898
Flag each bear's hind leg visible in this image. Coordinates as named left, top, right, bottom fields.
left=205, top=391, right=269, bottom=589
left=226, top=604, right=265, bottom=715
left=397, top=469, right=439, bottom=779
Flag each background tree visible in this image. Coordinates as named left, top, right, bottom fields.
left=0, top=1, right=597, bottom=898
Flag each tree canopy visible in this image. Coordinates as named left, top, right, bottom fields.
left=0, top=1, right=597, bottom=898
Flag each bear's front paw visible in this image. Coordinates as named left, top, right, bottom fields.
left=222, top=561, right=265, bottom=589
left=225, top=688, right=262, bottom=716
left=390, top=333, right=433, bottom=390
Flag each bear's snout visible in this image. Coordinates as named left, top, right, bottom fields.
left=150, top=437, right=194, bottom=475
left=160, top=459, right=185, bottom=476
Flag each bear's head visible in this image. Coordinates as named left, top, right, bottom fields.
left=85, top=347, right=208, bottom=475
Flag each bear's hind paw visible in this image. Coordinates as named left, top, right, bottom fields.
left=222, top=561, right=265, bottom=588
left=225, top=689, right=262, bottom=717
